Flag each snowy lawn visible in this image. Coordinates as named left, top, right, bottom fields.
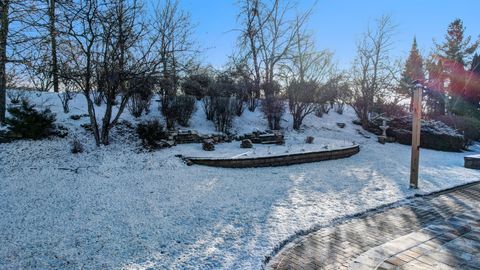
left=1, top=92, right=480, bottom=269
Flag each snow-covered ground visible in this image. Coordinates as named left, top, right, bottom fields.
left=1, top=91, right=479, bottom=269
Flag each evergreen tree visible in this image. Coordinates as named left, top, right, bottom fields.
left=466, top=53, right=480, bottom=109
left=400, top=37, right=425, bottom=111
left=436, top=19, right=478, bottom=65
left=434, top=19, right=479, bottom=114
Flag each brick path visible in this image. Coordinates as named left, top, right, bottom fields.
left=266, top=182, right=480, bottom=270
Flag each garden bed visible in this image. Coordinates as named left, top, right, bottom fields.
left=183, top=144, right=360, bottom=168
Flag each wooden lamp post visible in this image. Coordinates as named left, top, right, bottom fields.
left=410, top=81, right=423, bottom=189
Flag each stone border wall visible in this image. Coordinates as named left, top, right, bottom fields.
left=184, top=145, right=360, bottom=168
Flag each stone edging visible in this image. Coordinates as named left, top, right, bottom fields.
left=183, top=145, right=360, bottom=168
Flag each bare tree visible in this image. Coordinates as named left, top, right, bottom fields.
left=349, top=15, right=397, bottom=128
left=0, top=0, right=10, bottom=122
left=153, top=0, right=198, bottom=129
left=0, top=0, right=36, bottom=121
left=283, top=17, right=333, bottom=130
left=61, top=0, right=102, bottom=144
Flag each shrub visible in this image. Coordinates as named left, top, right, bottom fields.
left=173, top=95, right=196, bottom=127
left=5, top=99, right=56, bottom=139
left=234, top=97, right=245, bottom=117
left=288, top=80, right=318, bottom=130
left=71, top=138, right=84, bottom=154
left=182, top=74, right=213, bottom=100
left=434, top=115, right=480, bottom=146
left=202, top=96, right=215, bottom=121
left=136, top=120, right=168, bottom=149
left=128, top=76, right=155, bottom=118
left=7, top=90, right=27, bottom=104
left=305, top=136, right=314, bottom=144
left=372, top=102, right=408, bottom=118
left=314, top=103, right=330, bottom=117
left=212, top=96, right=236, bottom=133
left=335, top=103, right=345, bottom=114
left=261, top=96, right=285, bottom=130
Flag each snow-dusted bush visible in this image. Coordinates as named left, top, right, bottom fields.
left=212, top=96, right=236, bottom=133
left=128, top=91, right=153, bottom=118
left=373, top=102, right=407, bottom=118
left=7, top=90, right=27, bottom=104
left=173, top=95, right=196, bottom=127
left=71, top=138, right=84, bottom=154
left=434, top=115, right=480, bottom=146
left=128, top=76, right=156, bottom=118
left=136, top=120, right=168, bottom=149
left=335, top=103, right=345, bottom=114
left=287, top=80, right=318, bottom=130
left=261, top=81, right=284, bottom=130
left=261, top=96, right=284, bottom=130
left=182, top=73, right=213, bottom=100
left=202, top=96, right=215, bottom=121
left=5, top=99, right=56, bottom=139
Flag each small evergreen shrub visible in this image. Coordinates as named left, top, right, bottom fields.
left=5, top=99, right=56, bottom=139
left=7, top=90, right=27, bottom=104
left=136, top=120, right=168, bottom=149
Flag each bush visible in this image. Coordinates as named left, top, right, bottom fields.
left=234, top=97, right=245, bottom=117
left=128, top=76, right=155, bottom=118
left=202, top=96, right=215, bottom=121
left=335, top=103, right=345, bottom=114
left=5, top=99, right=56, bottom=139
left=7, top=90, right=27, bottom=104
left=212, top=96, right=236, bottom=133
left=288, top=80, right=318, bottom=130
left=182, top=74, right=213, bottom=100
left=314, top=103, right=330, bottom=117
left=261, top=96, right=285, bottom=130
left=372, top=102, right=408, bottom=118
left=305, top=136, right=314, bottom=144
left=434, top=115, right=480, bottom=146
left=71, top=138, right=84, bottom=154
left=136, top=120, right=168, bottom=149
left=173, top=95, right=196, bottom=127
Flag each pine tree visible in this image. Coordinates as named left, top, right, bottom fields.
left=400, top=37, right=425, bottom=111
left=436, top=19, right=478, bottom=66
left=466, top=53, right=480, bottom=109
left=434, top=19, right=479, bottom=114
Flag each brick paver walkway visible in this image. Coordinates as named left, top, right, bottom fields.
left=266, top=182, right=480, bottom=270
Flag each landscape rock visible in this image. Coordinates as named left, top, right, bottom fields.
left=336, top=122, right=346, bottom=128
left=202, top=139, right=215, bottom=151
left=240, top=139, right=253, bottom=148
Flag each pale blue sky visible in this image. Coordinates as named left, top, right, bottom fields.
left=172, top=0, right=479, bottom=69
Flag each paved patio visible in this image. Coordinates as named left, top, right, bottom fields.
left=266, top=182, right=480, bottom=270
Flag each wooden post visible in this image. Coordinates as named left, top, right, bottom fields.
left=410, top=84, right=422, bottom=189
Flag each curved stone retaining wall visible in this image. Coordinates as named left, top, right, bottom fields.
left=184, top=145, right=360, bottom=168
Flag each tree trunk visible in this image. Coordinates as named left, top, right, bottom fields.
left=0, top=0, right=9, bottom=123
left=48, top=0, right=59, bottom=93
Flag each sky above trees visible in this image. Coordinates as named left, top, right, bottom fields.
left=169, top=0, right=479, bottom=68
